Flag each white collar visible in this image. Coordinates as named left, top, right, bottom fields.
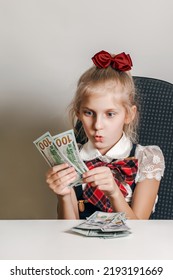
left=80, top=133, right=132, bottom=163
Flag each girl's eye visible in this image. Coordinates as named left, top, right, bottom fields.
left=107, top=112, right=116, bottom=117
left=83, top=110, right=94, bottom=116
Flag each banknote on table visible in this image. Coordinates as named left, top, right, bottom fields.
left=72, top=228, right=130, bottom=239
left=53, top=129, right=88, bottom=174
left=85, top=211, right=129, bottom=232
left=71, top=211, right=131, bottom=238
left=33, top=131, right=83, bottom=187
left=86, top=211, right=127, bottom=225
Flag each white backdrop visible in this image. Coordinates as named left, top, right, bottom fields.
left=0, top=0, right=172, bottom=219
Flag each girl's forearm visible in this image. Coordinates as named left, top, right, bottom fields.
left=57, top=195, right=78, bottom=219
left=109, top=191, right=138, bottom=220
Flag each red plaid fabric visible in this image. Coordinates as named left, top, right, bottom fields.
left=83, top=157, right=138, bottom=212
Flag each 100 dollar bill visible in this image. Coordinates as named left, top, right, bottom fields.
left=33, top=131, right=83, bottom=187
left=71, top=227, right=130, bottom=238
left=71, top=211, right=130, bottom=238
left=33, top=132, right=66, bottom=167
left=53, top=129, right=88, bottom=174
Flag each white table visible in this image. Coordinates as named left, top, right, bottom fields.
left=0, top=220, right=173, bottom=260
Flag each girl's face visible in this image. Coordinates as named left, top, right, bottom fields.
left=78, top=87, right=135, bottom=155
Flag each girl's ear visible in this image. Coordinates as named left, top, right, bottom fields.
left=125, top=105, right=137, bottom=124
left=76, top=111, right=81, bottom=120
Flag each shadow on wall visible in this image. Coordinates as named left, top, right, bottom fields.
left=0, top=106, right=69, bottom=219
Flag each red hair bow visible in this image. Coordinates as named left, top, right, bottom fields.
left=92, top=50, right=133, bottom=71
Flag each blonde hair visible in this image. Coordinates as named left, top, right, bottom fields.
left=69, top=66, right=139, bottom=143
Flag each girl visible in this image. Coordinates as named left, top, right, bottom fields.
left=46, top=50, right=165, bottom=220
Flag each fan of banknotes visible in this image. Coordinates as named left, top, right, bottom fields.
left=33, top=129, right=88, bottom=187
left=71, top=211, right=131, bottom=238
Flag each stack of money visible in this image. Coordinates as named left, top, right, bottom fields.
left=33, top=129, right=88, bottom=187
left=71, top=211, right=131, bottom=238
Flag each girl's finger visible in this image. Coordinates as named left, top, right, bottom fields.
left=53, top=173, right=77, bottom=191
left=83, top=166, right=110, bottom=178
left=46, top=167, right=76, bottom=184
left=53, top=170, right=77, bottom=185
left=46, top=163, right=69, bottom=178
left=83, top=168, right=112, bottom=183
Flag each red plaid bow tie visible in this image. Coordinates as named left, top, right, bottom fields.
left=83, top=157, right=138, bottom=212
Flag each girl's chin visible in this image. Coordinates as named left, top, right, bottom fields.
left=93, top=143, right=110, bottom=154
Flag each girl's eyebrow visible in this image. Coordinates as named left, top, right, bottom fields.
left=81, top=106, right=93, bottom=110
left=81, top=105, right=118, bottom=110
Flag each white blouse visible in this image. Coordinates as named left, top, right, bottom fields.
left=79, top=133, right=165, bottom=207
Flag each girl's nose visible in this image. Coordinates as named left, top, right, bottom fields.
left=94, top=115, right=104, bottom=130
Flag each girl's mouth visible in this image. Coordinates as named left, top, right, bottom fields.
left=94, top=135, right=104, bottom=142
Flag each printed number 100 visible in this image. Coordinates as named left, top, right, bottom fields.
left=55, top=136, right=72, bottom=147
left=38, top=138, right=51, bottom=150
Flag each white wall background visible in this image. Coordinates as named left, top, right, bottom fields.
left=0, top=0, right=172, bottom=219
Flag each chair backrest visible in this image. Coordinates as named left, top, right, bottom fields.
left=75, top=76, right=173, bottom=219
left=133, top=76, right=173, bottom=219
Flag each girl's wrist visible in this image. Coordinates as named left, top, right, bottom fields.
left=106, top=181, right=121, bottom=199
left=108, top=190, right=121, bottom=201
left=57, top=193, right=71, bottom=201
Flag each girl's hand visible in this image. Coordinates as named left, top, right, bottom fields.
left=46, top=163, right=77, bottom=196
left=83, top=166, right=119, bottom=197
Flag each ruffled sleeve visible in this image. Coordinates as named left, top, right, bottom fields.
left=135, top=145, right=165, bottom=182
